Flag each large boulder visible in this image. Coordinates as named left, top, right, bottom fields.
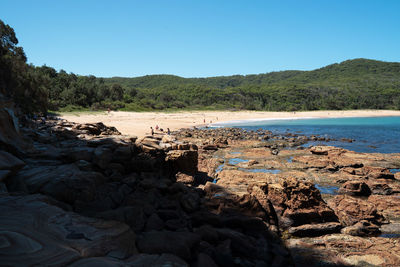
left=267, top=177, right=339, bottom=232
left=73, top=122, right=121, bottom=136
left=0, top=194, right=137, bottom=266
left=338, top=181, right=371, bottom=196
left=166, top=150, right=198, bottom=175
left=328, top=195, right=386, bottom=226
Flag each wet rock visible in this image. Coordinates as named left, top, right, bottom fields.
left=338, top=181, right=371, bottom=196
left=340, top=138, right=353, bottom=143
left=137, top=231, right=201, bottom=260
left=328, top=195, right=386, bottom=226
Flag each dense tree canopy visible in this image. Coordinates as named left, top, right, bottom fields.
left=0, top=20, right=48, bottom=113
left=1, top=19, right=400, bottom=113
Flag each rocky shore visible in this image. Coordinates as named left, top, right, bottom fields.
left=178, top=127, right=400, bottom=266
left=1, top=101, right=400, bottom=266
left=0, top=104, right=291, bottom=266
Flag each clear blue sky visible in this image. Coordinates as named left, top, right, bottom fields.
left=1, top=0, right=400, bottom=77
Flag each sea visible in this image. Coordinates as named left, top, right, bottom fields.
left=211, top=116, right=400, bottom=154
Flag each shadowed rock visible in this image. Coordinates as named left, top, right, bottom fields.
left=0, top=194, right=137, bottom=266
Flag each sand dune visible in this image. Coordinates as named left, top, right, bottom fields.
left=60, top=109, right=400, bottom=138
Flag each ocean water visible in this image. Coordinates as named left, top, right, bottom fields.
left=213, top=116, right=400, bottom=153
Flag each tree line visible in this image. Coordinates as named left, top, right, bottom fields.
left=1, top=19, right=400, bottom=114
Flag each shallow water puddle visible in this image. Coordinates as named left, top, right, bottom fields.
left=379, top=233, right=400, bottom=238
left=390, top=169, right=400, bottom=174
left=286, top=156, right=293, bottom=163
left=215, top=164, right=224, bottom=173
left=315, top=184, right=339, bottom=195
left=228, top=158, right=249, bottom=165
left=230, top=151, right=242, bottom=155
left=238, top=168, right=281, bottom=174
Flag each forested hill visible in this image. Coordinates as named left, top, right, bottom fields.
left=105, top=59, right=400, bottom=90
left=98, top=58, right=400, bottom=111
left=104, top=70, right=303, bottom=89
left=1, top=19, right=400, bottom=113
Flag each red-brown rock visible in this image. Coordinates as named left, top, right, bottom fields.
left=328, top=195, right=386, bottom=226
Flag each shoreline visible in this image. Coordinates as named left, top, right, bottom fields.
left=60, top=109, right=400, bottom=137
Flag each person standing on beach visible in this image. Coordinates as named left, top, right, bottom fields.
left=167, top=128, right=171, bottom=135
left=150, top=127, right=154, bottom=136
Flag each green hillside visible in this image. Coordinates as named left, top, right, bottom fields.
left=97, top=58, right=400, bottom=111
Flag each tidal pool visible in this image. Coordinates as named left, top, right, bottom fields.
left=315, top=184, right=339, bottom=195
left=238, top=168, right=281, bottom=174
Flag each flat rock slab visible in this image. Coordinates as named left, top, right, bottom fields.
left=0, top=150, right=25, bottom=171
left=0, top=194, right=137, bottom=266
left=287, top=234, right=400, bottom=267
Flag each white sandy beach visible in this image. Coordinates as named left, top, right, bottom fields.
left=60, top=110, right=400, bottom=138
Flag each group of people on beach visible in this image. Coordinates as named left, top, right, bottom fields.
left=150, top=125, right=170, bottom=136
